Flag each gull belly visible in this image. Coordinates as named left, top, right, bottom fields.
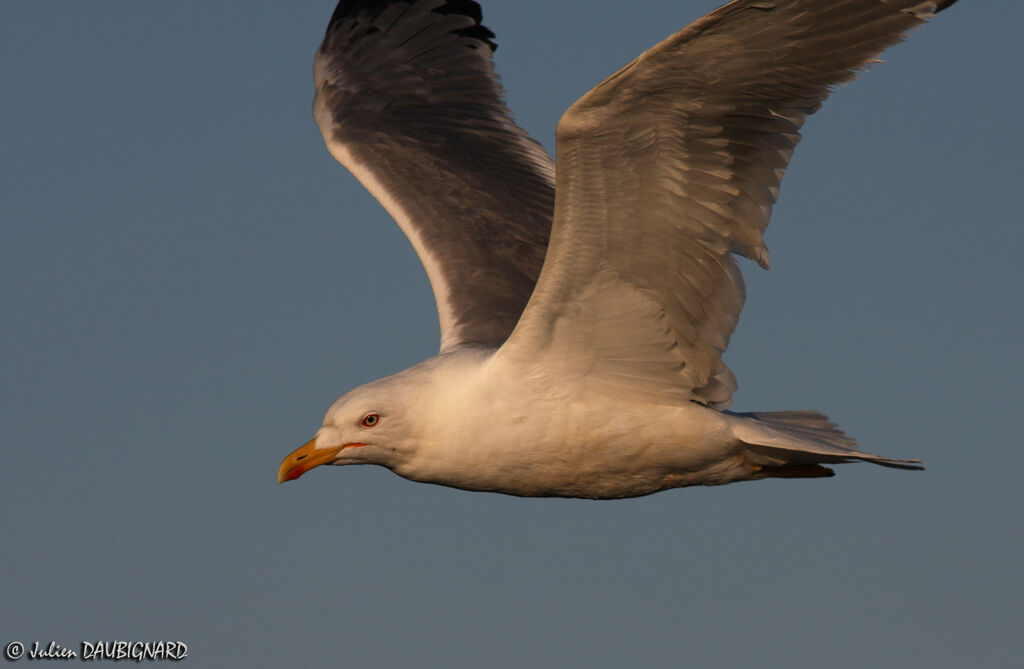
left=394, top=351, right=746, bottom=499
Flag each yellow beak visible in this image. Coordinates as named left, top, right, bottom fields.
left=277, top=438, right=346, bottom=484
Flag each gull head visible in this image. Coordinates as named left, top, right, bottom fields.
left=275, top=351, right=489, bottom=485
left=277, top=370, right=429, bottom=484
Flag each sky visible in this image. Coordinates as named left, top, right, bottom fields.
left=2, top=1, right=1022, bottom=667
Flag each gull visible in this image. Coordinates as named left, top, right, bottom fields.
left=278, top=0, right=958, bottom=498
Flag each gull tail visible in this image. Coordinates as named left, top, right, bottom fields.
left=728, top=410, right=923, bottom=478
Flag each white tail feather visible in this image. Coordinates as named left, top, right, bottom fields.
left=729, top=410, right=923, bottom=470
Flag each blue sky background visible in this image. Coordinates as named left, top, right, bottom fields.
left=3, top=1, right=1021, bottom=667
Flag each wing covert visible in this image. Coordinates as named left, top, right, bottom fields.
left=314, top=0, right=555, bottom=351
left=499, top=0, right=958, bottom=408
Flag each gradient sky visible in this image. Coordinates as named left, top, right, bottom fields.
left=3, top=1, right=1022, bottom=667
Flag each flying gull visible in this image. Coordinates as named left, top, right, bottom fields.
left=278, top=0, right=959, bottom=498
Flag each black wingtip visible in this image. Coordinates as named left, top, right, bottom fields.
left=325, top=0, right=497, bottom=51
left=326, top=0, right=388, bottom=27
left=884, top=0, right=960, bottom=17
left=435, top=0, right=497, bottom=50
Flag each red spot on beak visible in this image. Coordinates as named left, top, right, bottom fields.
left=277, top=440, right=368, bottom=484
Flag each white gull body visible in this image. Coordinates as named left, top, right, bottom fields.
left=312, top=352, right=749, bottom=498
left=278, top=0, right=957, bottom=498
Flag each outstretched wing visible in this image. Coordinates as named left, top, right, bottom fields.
left=314, top=0, right=555, bottom=351
left=499, top=0, right=958, bottom=408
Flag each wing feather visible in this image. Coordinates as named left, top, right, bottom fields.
left=314, top=0, right=555, bottom=351
left=499, top=0, right=958, bottom=408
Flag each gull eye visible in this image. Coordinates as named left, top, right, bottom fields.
left=360, top=413, right=380, bottom=428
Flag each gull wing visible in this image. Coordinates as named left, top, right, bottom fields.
left=314, top=0, right=555, bottom=352
left=499, top=0, right=958, bottom=408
